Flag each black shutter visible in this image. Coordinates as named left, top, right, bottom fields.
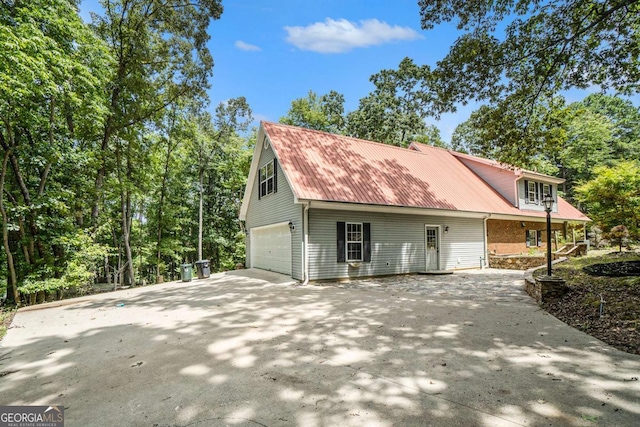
left=537, top=230, right=542, bottom=247
left=363, top=223, right=371, bottom=262
left=273, top=159, right=278, bottom=193
left=337, top=222, right=346, bottom=263
left=549, top=185, right=553, bottom=198
left=524, top=180, right=529, bottom=203
left=258, top=167, right=262, bottom=200
left=525, top=230, right=530, bottom=247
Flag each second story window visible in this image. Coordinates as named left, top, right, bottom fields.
left=259, top=159, right=277, bottom=198
left=528, top=181, right=537, bottom=203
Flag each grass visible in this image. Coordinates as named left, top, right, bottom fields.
left=538, top=250, right=640, bottom=354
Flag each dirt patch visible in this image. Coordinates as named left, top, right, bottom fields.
left=539, top=252, right=640, bottom=355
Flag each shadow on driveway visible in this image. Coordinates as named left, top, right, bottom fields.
left=1, top=269, right=639, bottom=426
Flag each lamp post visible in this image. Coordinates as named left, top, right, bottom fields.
left=543, top=194, right=554, bottom=276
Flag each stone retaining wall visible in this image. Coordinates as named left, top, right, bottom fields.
left=489, top=253, right=565, bottom=270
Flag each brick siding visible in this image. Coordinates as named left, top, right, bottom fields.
left=487, top=219, right=564, bottom=255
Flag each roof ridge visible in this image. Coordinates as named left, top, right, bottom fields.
left=410, top=141, right=454, bottom=154
left=262, top=121, right=428, bottom=155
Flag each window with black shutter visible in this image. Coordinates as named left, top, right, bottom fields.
left=259, top=159, right=277, bottom=198
left=337, top=222, right=371, bottom=263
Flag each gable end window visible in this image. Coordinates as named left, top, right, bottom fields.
left=337, top=222, right=371, bottom=263
left=259, top=159, right=277, bottom=198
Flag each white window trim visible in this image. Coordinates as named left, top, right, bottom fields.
left=259, top=160, right=275, bottom=198
left=542, top=184, right=551, bottom=198
left=346, top=222, right=363, bottom=262
left=528, top=181, right=537, bottom=204
left=526, top=229, right=540, bottom=247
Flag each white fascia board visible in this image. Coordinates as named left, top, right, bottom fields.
left=519, top=171, right=565, bottom=184
left=302, top=200, right=488, bottom=219
left=239, top=125, right=266, bottom=221
left=239, top=124, right=300, bottom=220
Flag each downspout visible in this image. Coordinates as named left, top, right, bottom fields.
left=483, top=214, right=491, bottom=269
left=301, top=202, right=310, bottom=285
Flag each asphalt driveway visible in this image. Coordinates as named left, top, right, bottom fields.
left=1, top=269, right=639, bottom=427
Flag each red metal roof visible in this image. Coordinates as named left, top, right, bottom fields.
left=262, top=122, right=589, bottom=221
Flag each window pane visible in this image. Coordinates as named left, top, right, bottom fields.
left=260, top=182, right=266, bottom=197
left=267, top=178, right=273, bottom=193
left=260, top=167, right=266, bottom=181
left=267, top=161, right=274, bottom=177
left=347, top=243, right=362, bottom=261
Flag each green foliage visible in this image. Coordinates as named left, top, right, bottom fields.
left=418, top=0, right=640, bottom=112
left=575, top=161, right=640, bottom=240
left=412, top=125, right=448, bottom=148
left=346, top=58, right=435, bottom=147
left=1, top=1, right=256, bottom=304
left=607, top=225, right=630, bottom=252
left=280, top=90, right=346, bottom=134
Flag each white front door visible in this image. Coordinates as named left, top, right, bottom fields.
left=425, top=226, right=439, bottom=271
left=250, top=223, right=292, bottom=275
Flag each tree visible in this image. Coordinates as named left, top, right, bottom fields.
left=580, top=93, right=640, bottom=160
left=449, top=98, right=569, bottom=168
left=575, top=161, right=640, bottom=240
left=188, top=98, right=252, bottom=266
left=413, top=125, right=448, bottom=148
left=1, top=0, right=111, bottom=303
left=346, top=58, right=435, bottom=147
left=90, top=0, right=223, bottom=223
left=557, top=105, right=613, bottom=196
left=280, top=90, right=346, bottom=134
left=607, top=225, right=630, bottom=252
left=418, top=0, right=640, bottom=113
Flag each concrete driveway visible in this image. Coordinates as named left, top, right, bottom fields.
left=1, top=269, right=639, bottom=427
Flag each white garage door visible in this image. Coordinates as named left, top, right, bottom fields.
left=250, top=223, right=291, bottom=275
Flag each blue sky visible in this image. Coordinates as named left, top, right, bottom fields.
left=79, top=0, right=621, bottom=142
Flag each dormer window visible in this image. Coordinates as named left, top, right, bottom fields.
left=527, top=181, right=537, bottom=203
left=524, top=180, right=554, bottom=205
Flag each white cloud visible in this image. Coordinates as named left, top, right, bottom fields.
left=235, top=40, right=261, bottom=51
left=284, top=18, right=422, bottom=54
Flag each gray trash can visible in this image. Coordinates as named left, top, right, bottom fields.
left=180, top=263, right=193, bottom=282
left=195, top=260, right=210, bottom=279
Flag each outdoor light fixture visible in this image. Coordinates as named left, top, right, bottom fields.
left=543, top=194, right=554, bottom=276
left=288, top=221, right=295, bottom=232
left=521, top=222, right=526, bottom=227
left=444, top=226, right=449, bottom=234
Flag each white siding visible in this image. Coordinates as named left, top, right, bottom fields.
left=308, top=209, right=485, bottom=280
left=517, top=180, right=559, bottom=213
left=245, top=143, right=303, bottom=279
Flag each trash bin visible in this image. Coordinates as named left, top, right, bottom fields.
left=180, top=263, right=193, bottom=282
left=195, top=259, right=210, bottom=279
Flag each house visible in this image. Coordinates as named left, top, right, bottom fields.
left=239, top=122, right=589, bottom=281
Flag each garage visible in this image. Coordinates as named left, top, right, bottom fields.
left=250, top=222, right=292, bottom=275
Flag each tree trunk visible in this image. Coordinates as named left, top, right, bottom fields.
left=156, top=135, right=177, bottom=281
left=1, top=150, right=19, bottom=305
left=198, top=167, right=204, bottom=261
